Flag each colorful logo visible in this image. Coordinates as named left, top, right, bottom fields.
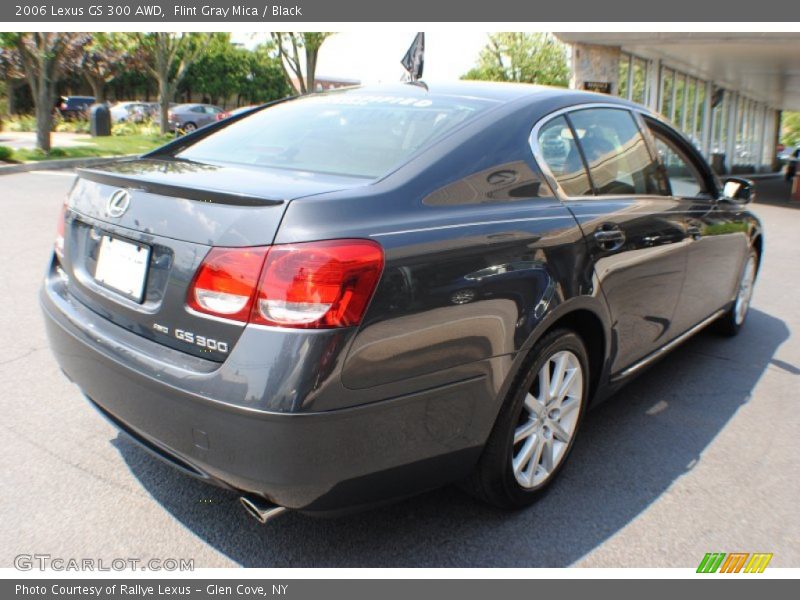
left=697, top=552, right=773, bottom=573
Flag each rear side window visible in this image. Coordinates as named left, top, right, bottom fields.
left=176, top=93, right=495, bottom=179
left=653, top=134, right=706, bottom=197
left=537, top=116, right=592, bottom=197
left=568, top=108, right=661, bottom=196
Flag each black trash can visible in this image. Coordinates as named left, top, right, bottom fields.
left=89, top=103, right=111, bottom=137
left=711, top=152, right=727, bottom=175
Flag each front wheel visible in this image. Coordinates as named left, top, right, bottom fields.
left=465, top=329, right=589, bottom=509
left=716, top=248, right=758, bottom=336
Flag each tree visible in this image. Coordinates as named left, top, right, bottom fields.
left=0, top=33, right=86, bottom=151
left=782, top=112, right=800, bottom=147
left=132, top=33, right=212, bottom=133
left=270, top=32, right=332, bottom=94
left=80, top=33, right=129, bottom=104
left=0, top=45, right=24, bottom=116
left=462, top=33, right=569, bottom=87
left=109, top=69, right=154, bottom=102
left=237, top=43, right=292, bottom=105
left=183, top=33, right=249, bottom=106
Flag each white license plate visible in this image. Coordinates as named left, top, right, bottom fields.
left=94, top=235, right=151, bottom=302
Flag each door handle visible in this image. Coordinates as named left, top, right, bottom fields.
left=593, top=226, right=626, bottom=252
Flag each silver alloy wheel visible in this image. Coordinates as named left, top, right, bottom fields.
left=512, top=350, right=583, bottom=489
left=734, top=254, right=757, bottom=325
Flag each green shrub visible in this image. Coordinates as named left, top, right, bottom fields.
left=113, top=119, right=161, bottom=137
left=4, top=115, right=37, bottom=132
left=2, top=114, right=92, bottom=134
left=0, top=146, right=13, bottom=161
left=47, top=147, right=68, bottom=158
left=54, top=119, right=90, bottom=134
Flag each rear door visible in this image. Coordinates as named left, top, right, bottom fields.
left=534, top=106, right=690, bottom=374
left=644, top=118, right=750, bottom=333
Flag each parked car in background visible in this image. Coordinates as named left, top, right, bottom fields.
left=216, top=105, right=260, bottom=121
left=144, top=103, right=164, bottom=119
left=56, top=96, right=95, bottom=120
left=139, top=102, right=173, bottom=121
left=109, top=102, right=151, bottom=123
left=42, top=83, right=763, bottom=522
left=167, top=103, right=224, bottom=133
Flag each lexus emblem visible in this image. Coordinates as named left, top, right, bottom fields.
left=106, top=189, right=131, bottom=218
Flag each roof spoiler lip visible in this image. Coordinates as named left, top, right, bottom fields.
left=75, top=166, right=285, bottom=207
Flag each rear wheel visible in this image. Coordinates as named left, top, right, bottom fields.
left=716, top=248, right=758, bottom=336
left=466, top=329, right=589, bottom=509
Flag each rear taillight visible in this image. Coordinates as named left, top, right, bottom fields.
left=60, top=102, right=67, bottom=110
left=187, top=247, right=269, bottom=322
left=187, top=240, right=384, bottom=328
left=252, top=240, right=384, bottom=328
left=54, top=202, right=67, bottom=259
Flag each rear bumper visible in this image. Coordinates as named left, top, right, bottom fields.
left=40, top=262, right=495, bottom=512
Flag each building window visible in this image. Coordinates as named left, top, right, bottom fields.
left=618, top=54, right=648, bottom=105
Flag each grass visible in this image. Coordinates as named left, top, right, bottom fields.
left=9, top=134, right=174, bottom=163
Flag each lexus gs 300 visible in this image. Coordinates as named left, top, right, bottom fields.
left=41, top=82, right=762, bottom=521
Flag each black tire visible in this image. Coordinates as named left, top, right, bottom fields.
left=715, top=248, right=758, bottom=337
left=464, top=328, right=590, bottom=509
left=183, top=122, right=197, bottom=133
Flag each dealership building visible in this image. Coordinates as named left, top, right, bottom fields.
left=555, top=33, right=800, bottom=173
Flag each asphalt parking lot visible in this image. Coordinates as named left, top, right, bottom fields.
left=1, top=170, right=798, bottom=568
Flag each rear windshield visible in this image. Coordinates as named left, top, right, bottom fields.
left=175, top=92, right=496, bottom=178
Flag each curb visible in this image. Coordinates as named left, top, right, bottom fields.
left=0, top=155, right=137, bottom=176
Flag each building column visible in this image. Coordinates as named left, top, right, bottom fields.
left=759, top=105, right=767, bottom=170
left=646, top=58, right=660, bottom=112
left=701, top=80, right=713, bottom=157
left=726, top=91, right=739, bottom=174
left=769, top=109, right=782, bottom=172
left=569, top=43, right=621, bottom=96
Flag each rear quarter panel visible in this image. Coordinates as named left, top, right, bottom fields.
left=275, top=98, right=608, bottom=410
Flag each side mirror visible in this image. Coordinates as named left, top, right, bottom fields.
left=722, top=177, right=755, bottom=204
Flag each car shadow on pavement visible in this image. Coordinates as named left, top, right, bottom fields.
left=113, top=308, right=788, bottom=567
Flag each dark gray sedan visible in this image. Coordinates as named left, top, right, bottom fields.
left=42, top=83, right=762, bottom=523
left=168, top=103, right=224, bottom=133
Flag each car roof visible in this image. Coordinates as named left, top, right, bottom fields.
left=321, top=81, right=639, bottom=111
left=174, top=103, right=217, bottom=109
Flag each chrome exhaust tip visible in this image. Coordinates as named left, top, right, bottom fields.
left=239, top=495, right=288, bottom=524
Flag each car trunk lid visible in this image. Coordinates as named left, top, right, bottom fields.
left=59, top=158, right=367, bottom=361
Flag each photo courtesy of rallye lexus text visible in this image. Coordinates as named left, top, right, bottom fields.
left=40, top=81, right=762, bottom=522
